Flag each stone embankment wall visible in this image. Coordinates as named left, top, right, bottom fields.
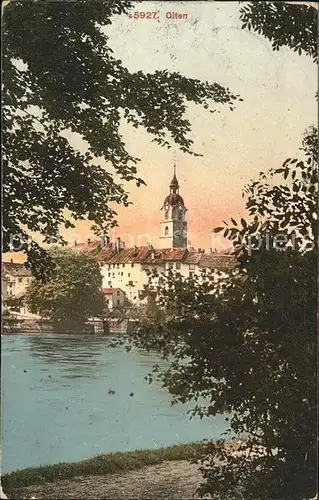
left=2, top=316, right=138, bottom=335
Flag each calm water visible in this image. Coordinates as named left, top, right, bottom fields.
left=1, top=334, right=227, bottom=473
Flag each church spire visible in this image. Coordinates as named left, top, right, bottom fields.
left=170, top=162, right=179, bottom=194
left=160, top=162, right=188, bottom=249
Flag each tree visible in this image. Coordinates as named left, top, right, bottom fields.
left=130, top=126, right=317, bottom=499
left=25, top=247, right=104, bottom=330
left=239, top=1, right=318, bottom=62
left=3, top=294, right=25, bottom=313
left=2, top=0, right=240, bottom=278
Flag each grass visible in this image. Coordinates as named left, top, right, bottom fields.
left=1, top=442, right=206, bottom=490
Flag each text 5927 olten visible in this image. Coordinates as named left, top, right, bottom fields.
left=128, top=12, right=189, bottom=20
left=128, top=12, right=159, bottom=19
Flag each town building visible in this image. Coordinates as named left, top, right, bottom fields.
left=76, top=168, right=237, bottom=304
left=100, top=288, right=126, bottom=310
left=2, top=168, right=236, bottom=310
left=2, top=261, right=33, bottom=315
left=2, top=261, right=32, bottom=301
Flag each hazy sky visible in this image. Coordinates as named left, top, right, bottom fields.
left=7, top=1, right=317, bottom=261
left=96, top=1, right=316, bottom=249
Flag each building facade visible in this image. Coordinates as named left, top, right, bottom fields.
left=76, top=242, right=236, bottom=305
left=75, top=166, right=237, bottom=305
left=100, top=288, right=126, bottom=309
left=2, top=261, right=32, bottom=300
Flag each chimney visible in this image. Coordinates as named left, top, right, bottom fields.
left=10, top=258, right=13, bottom=264
left=106, top=236, right=110, bottom=246
left=74, top=240, right=77, bottom=247
left=116, top=237, right=121, bottom=252
left=100, top=231, right=106, bottom=248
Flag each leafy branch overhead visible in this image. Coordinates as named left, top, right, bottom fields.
left=240, top=2, right=318, bottom=62
left=3, top=0, right=240, bottom=271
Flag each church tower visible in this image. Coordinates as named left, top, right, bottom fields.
left=160, top=166, right=187, bottom=248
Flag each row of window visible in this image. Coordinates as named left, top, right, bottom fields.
left=102, top=262, right=198, bottom=271
left=169, top=262, right=181, bottom=270
left=7, top=277, right=30, bottom=285
left=105, top=263, right=135, bottom=269
left=166, top=263, right=195, bottom=270
left=106, top=297, right=122, bottom=306
left=108, top=280, right=135, bottom=287
left=108, top=272, right=131, bottom=278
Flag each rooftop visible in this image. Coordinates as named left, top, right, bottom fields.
left=76, top=242, right=237, bottom=269
left=198, top=254, right=237, bottom=269
left=3, top=262, right=32, bottom=277
left=100, top=288, right=121, bottom=295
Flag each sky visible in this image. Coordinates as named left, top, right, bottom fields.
left=6, top=1, right=317, bottom=261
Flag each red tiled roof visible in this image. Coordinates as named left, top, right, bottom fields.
left=198, top=254, right=237, bottom=269
left=3, top=262, right=32, bottom=277
left=95, top=245, right=118, bottom=261
left=100, top=288, right=119, bottom=295
left=142, top=249, right=166, bottom=264
left=105, top=246, right=150, bottom=264
left=142, top=248, right=188, bottom=264
left=184, top=251, right=202, bottom=265
left=76, top=242, right=237, bottom=269
left=163, top=248, right=188, bottom=261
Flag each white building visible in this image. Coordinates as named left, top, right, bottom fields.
left=100, top=288, right=126, bottom=309
left=2, top=261, right=32, bottom=315
left=76, top=168, right=237, bottom=305
left=2, top=261, right=32, bottom=300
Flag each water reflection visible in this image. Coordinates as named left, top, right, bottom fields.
left=25, top=334, right=164, bottom=380
left=26, top=334, right=117, bottom=379
left=27, top=334, right=106, bottom=362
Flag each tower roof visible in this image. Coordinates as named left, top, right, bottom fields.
left=162, top=164, right=185, bottom=208
left=170, top=173, right=179, bottom=190
left=163, top=192, right=185, bottom=207
left=170, top=163, right=179, bottom=190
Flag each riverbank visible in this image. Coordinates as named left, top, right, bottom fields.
left=2, top=312, right=139, bottom=335
left=1, top=443, right=206, bottom=499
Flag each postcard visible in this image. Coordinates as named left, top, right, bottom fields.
left=1, top=1, right=317, bottom=499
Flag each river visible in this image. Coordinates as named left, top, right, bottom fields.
left=1, top=334, right=228, bottom=473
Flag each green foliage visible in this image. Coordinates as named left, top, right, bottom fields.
left=25, top=247, right=104, bottom=328
left=130, top=128, right=318, bottom=499
left=4, top=294, right=25, bottom=312
left=2, top=0, right=239, bottom=275
left=240, top=2, right=318, bottom=62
